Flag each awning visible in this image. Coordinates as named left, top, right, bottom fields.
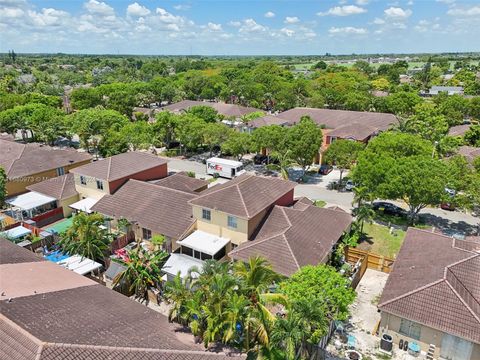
left=56, top=255, right=102, bottom=275
left=69, top=197, right=99, bottom=214
left=162, top=253, right=204, bottom=279
left=6, top=192, right=56, bottom=210
left=1, top=226, right=32, bottom=240
left=177, top=230, right=230, bottom=256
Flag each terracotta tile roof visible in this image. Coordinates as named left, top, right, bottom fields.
left=0, top=237, right=43, bottom=264
left=189, top=174, right=296, bottom=219
left=153, top=172, right=208, bottom=194
left=0, top=239, right=242, bottom=359
left=458, top=145, right=480, bottom=162
left=162, top=100, right=262, bottom=117
left=70, top=151, right=167, bottom=181
left=229, top=204, right=352, bottom=276
left=26, top=173, right=78, bottom=200
left=91, top=179, right=196, bottom=239
left=448, top=124, right=471, bottom=137
left=378, top=228, right=480, bottom=344
left=276, top=107, right=397, bottom=131
left=0, top=140, right=92, bottom=179
left=326, top=122, right=378, bottom=141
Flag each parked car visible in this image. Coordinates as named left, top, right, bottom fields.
left=441, top=202, right=455, bottom=211
left=318, top=165, right=333, bottom=175
left=372, top=202, right=407, bottom=216
left=344, top=180, right=355, bottom=191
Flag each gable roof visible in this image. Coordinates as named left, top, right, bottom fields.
left=448, top=124, right=471, bottom=137
left=153, top=172, right=208, bottom=194
left=458, top=145, right=480, bottom=163
left=0, top=237, right=240, bottom=360
left=378, top=228, right=480, bottom=344
left=248, top=115, right=290, bottom=129
left=189, top=174, right=296, bottom=219
left=91, top=179, right=197, bottom=239
left=276, top=107, right=397, bottom=131
left=70, top=151, right=167, bottom=181
left=326, top=122, right=378, bottom=141
left=229, top=204, right=352, bottom=276
left=161, top=100, right=262, bottom=117
left=26, top=173, right=78, bottom=200
left=0, top=140, right=91, bottom=179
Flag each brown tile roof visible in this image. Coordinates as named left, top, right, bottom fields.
left=26, top=173, right=78, bottom=200
left=229, top=204, right=352, bottom=276
left=70, top=151, right=168, bottom=181
left=153, top=172, right=208, bottom=194
left=0, top=140, right=92, bottom=179
left=91, top=179, right=196, bottom=239
left=0, top=236, right=43, bottom=265
left=248, top=115, right=290, bottom=129
left=378, top=228, right=480, bottom=344
left=326, top=122, right=378, bottom=141
left=458, top=145, right=480, bottom=162
left=0, top=238, right=242, bottom=359
left=448, top=124, right=471, bottom=137
left=162, top=100, right=262, bottom=117
left=189, top=174, right=296, bottom=219
left=276, top=107, right=397, bottom=131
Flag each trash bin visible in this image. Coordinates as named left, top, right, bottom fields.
left=380, top=334, right=393, bottom=352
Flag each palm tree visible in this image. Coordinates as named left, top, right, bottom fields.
left=270, top=150, right=293, bottom=180
left=58, top=212, right=110, bottom=262
left=164, top=273, right=192, bottom=323
left=353, top=203, right=375, bottom=234
left=113, top=246, right=168, bottom=303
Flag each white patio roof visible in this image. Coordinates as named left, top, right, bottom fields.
left=6, top=192, right=56, bottom=211
left=177, top=230, right=230, bottom=256
left=69, top=197, right=99, bottom=214
left=1, top=226, right=32, bottom=240
left=162, top=253, right=204, bottom=279
left=56, top=255, right=102, bottom=275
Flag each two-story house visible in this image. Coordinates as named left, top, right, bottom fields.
left=68, top=151, right=168, bottom=213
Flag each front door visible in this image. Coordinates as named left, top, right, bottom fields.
left=440, top=333, right=473, bottom=360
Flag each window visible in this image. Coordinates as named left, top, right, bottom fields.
left=182, top=246, right=193, bottom=257
left=202, top=209, right=211, bottom=221
left=80, top=176, right=87, bottom=185
left=96, top=179, right=104, bottom=190
left=56, top=167, right=65, bottom=176
left=227, top=215, right=237, bottom=229
left=399, top=319, right=421, bottom=340
left=142, top=228, right=152, bottom=240
left=214, top=246, right=226, bottom=260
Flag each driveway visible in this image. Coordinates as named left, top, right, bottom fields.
left=160, top=157, right=207, bottom=176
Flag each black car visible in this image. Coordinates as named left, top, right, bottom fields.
left=372, top=202, right=406, bottom=216
left=318, top=165, right=333, bottom=175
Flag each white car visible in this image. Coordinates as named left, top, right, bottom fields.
left=345, top=180, right=355, bottom=191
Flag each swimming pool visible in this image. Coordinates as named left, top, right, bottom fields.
left=44, top=250, right=69, bottom=263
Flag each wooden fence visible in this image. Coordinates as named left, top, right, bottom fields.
left=345, top=247, right=395, bottom=274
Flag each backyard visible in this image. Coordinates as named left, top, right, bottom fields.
left=357, top=223, right=406, bottom=259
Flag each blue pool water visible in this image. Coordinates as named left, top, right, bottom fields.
left=44, top=250, right=69, bottom=263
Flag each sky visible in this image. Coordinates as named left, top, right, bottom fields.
left=0, top=0, right=479, bottom=55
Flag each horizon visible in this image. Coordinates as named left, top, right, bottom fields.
left=1, top=0, right=480, bottom=55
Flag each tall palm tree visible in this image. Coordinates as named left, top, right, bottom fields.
left=353, top=203, right=375, bottom=234
left=58, top=212, right=110, bottom=262
left=164, top=274, right=192, bottom=323
left=113, top=246, right=168, bottom=303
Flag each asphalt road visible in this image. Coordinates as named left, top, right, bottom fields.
left=164, top=157, right=480, bottom=234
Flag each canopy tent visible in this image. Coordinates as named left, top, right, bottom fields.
left=177, top=230, right=230, bottom=256
left=6, top=192, right=56, bottom=211
left=69, top=197, right=99, bottom=214
left=56, top=255, right=102, bottom=275
left=162, top=253, right=204, bottom=279
left=1, top=226, right=32, bottom=240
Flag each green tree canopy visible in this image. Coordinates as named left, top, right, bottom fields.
left=323, top=139, right=365, bottom=185
left=186, top=105, right=219, bottom=123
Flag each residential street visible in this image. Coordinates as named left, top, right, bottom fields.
left=166, top=157, right=479, bottom=234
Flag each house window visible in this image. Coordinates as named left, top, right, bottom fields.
left=202, top=209, right=211, bottom=221
left=214, top=246, right=226, bottom=260
left=142, top=228, right=152, bottom=240
left=80, top=176, right=87, bottom=185
left=227, top=215, right=237, bottom=229
left=96, top=180, right=104, bottom=190
left=399, top=319, right=421, bottom=340
left=56, top=167, right=65, bottom=176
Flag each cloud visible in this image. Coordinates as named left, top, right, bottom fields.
left=318, top=5, right=367, bottom=16
left=1, top=6, right=24, bottom=17
left=447, top=6, right=480, bottom=17
left=264, top=11, right=275, bottom=18
left=284, top=16, right=299, bottom=24
left=27, top=8, right=69, bottom=27
left=228, top=20, right=241, bottom=27
left=83, top=0, right=114, bottom=16
left=155, top=7, right=187, bottom=30
left=436, top=0, right=455, bottom=4
left=373, top=17, right=385, bottom=24
left=356, top=0, right=369, bottom=5
left=239, top=18, right=266, bottom=33
left=280, top=27, right=294, bottom=37
left=126, top=2, right=150, bottom=17
left=329, top=26, right=367, bottom=34
left=173, top=4, right=191, bottom=11
left=207, top=22, right=222, bottom=31
left=384, top=7, right=412, bottom=18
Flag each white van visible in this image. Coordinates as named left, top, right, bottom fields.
left=206, top=157, right=245, bottom=179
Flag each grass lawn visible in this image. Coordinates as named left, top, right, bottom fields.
left=44, top=216, right=74, bottom=234
left=358, top=223, right=406, bottom=258
left=314, top=200, right=326, bottom=208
